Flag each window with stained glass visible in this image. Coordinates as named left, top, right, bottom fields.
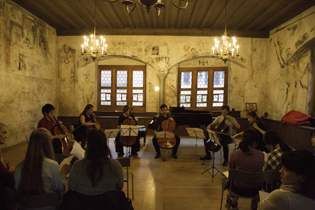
left=178, top=67, right=227, bottom=110
left=98, top=65, right=146, bottom=111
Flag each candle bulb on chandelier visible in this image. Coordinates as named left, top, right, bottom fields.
left=81, top=45, right=84, bottom=53
left=101, top=36, right=103, bottom=45
left=212, top=47, right=215, bottom=55
left=105, top=44, right=107, bottom=52
left=236, top=45, right=239, bottom=53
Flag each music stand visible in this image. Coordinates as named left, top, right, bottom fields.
left=201, top=130, right=223, bottom=182
left=120, top=125, right=139, bottom=157
left=186, top=128, right=205, bottom=156
left=155, top=131, right=175, bottom=161
left=104, top=129, right=121, bottom=139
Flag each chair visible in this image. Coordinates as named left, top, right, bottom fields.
left=117, top=157, right=134, bottom=200
left=18, top=192, right=60, bottom=209
left=220, top=169, right=280, bottom=210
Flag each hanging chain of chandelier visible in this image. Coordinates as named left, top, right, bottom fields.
left=212, top=0, right=240, bottom=63
left=104, top=0, right=193, bottom=16
left=81, top=0, right=107, bottom=62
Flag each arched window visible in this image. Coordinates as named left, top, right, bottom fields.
left=178, top=67, right=228, bottom=110
left=97, top=65, right=146, bottom=111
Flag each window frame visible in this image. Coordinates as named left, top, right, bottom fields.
left=97, top=65, right=146, bottom=112
left=177, top=67, right=228, bottom=111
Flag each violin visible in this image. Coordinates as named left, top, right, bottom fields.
left=157, top=107, right=176, bottom=149
left=53, top=116, right=73, bottom=156
left=119, top=113, right=137, bottom=146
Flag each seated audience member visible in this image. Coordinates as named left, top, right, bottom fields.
left=227, top=129, right=265, bottom=209
left=263, top=130, right=294, bottom=170
left=258, top=150, right=315, bottom=210
left=68, top=129, right=123, bottom=195
left=0, top=123, right=15, bottom=209
left=15, top=128, right=66, bottom=206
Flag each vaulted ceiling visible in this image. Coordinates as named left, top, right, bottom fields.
left=11, top=0, right=315, bottom=38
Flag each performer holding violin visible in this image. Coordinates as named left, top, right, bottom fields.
left=152, top=104, right=180, bottom=159
left=200, top=105, right=240, bottom=166
left=38, top=103, right=73, bottom=154
left=232, top=110, right=269, bottom=152
left=75, top=104, right=100, bottom=149
left=115, top=105, right=140, bottom=157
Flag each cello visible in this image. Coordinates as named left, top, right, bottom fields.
left=205, top=119, right=229, bottom=152
left=87, top=114, right=101, bottom=131
left=119, top=108, right=137, bottom=147
left=53, top=116, right=73, bottom=156
left=157, top=107, right=176, bottom=149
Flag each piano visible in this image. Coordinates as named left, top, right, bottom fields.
left=148, top=107, right=212, bottom=129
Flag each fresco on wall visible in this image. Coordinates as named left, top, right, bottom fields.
left=0, top=1, right=57, bottom=147
left=266, top=7, right=315, bottom=119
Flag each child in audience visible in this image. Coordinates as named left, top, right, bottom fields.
left=258, top=150, right=315, bottom=210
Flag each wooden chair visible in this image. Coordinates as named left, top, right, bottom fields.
left=220, top=169, right=280, bottom=210
left=117, top=157, right=134, bottom=200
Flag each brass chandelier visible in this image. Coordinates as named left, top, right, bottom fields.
left=104, top=0, right=193, bottom=16
left=212, top=0, right=239, bottom=63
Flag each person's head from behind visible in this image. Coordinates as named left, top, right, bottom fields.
left=160, top=104, right=168, bottom=116
left=263, top=130, right=291, bottom=152
left=86, top=129, right=111, bottom=160
left=239, top=129, right=258, bottom=153
left=280, top=150, right=315, bottom=199
left=221, top=105, right=230, bottom=117
left=42, top=104, right=55, bottom=119
left=0, top=122, right=8, bottom=145
left=82, top=104, right=94, bottom=115
left=86, top=129, right=112, bottom=186
left=18, top=128, right=54, bottom=194
left=246, top=111, right=258, bottom=124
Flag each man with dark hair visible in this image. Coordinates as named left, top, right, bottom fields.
left=152, top=104, right=180, bottom=159
left=200, top=104, right=240, bottom=166
left=38, top=104, right=65, bottom=153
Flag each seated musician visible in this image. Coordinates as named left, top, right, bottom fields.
left=152, top=104, right=180, bottom=159
left=233, top=111, right=269, bottom=153
left=38, top=104, right=71, bottom=154
left=200, top=105, right=240, bottom=166
left=75, top=104, right=99, bottom=149
left=115, top=105, right=140, bottom=158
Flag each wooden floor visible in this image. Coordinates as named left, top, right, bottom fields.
left=2, top=136, right=251, bottom=210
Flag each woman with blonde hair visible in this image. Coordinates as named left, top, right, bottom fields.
left=15, top=128, right=65, bottom=202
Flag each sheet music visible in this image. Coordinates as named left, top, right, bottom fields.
left=59, top=155, right=74, bottom=171
left=70, top=141, right=85, bottom=160
left=186, top=128, right=205, bottom=139
left=120, top=125, right=139, bottom=136
left=259, top=190, right=270, bottom=201
left=207, top=129, right=222, bottom=146
left=223, top=171, right=229, bottom=178
left=104, top=129, right=121, bottom=138
left=155, top=131, right=174, bottom=138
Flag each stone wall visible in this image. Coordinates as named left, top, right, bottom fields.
left=265, top=6, right=315, bottom=119
left=56, top=36, right=268, bottom=117
left=0, top=0, right=57, bottom=147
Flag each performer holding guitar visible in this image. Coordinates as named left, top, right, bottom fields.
left=200, top=105, right=240, bottom=166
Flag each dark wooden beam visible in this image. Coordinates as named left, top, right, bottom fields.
left=57, top=28, right=270, bottom=38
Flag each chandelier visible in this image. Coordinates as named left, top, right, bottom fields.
left=104, top=0, right=193, bottom=16
left=212, top=0, right=239, bottom=63
left=81, top=0, right=107, bottom=61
